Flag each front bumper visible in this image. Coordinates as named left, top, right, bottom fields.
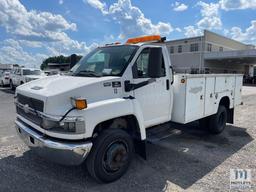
left=15, top=119, right=92, bottom=166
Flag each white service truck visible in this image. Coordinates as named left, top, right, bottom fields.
left=10, top=68, right=46, bottom=90
left=15, top=35, right=243, bottom=183
left=0, top=70, right=11, bottom=87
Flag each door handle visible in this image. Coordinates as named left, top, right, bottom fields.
left=166, top=79, right=170, bottom=90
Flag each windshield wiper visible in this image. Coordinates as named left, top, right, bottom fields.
left=74, top=70, right=102, bottom=77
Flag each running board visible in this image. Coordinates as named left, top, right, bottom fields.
left=146, top=123, right=181, bottom=143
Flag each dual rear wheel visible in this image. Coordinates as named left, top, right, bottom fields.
left=200, top=105, right=228, bottom=134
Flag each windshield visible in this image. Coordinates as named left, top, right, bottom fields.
left=71, top=45, right=138, bottom=77
left=23, top=69, right=41, bottom=75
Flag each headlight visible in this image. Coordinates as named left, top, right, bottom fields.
left=41, top=117, right=85, bottom=134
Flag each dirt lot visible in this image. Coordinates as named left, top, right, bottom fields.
left=0, top=86, right=255, bottom=192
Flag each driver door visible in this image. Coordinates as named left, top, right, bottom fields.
left=132, top=47, right=171, bottom=128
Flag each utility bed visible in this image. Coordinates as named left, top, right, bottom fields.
left=171, top=74, right=243, bottom=124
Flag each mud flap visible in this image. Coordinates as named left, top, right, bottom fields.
left=227, top=108, right=234, bottom=124
left=134, top=139, right=147, bottom=160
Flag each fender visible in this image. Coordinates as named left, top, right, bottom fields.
left=83, top=98, right=146, bottom=140
left=216, top=92, right=234, bottom=109
left=216, top=93, right=234, bottom=124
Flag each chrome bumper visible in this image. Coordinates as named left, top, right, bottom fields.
left=15, top=119, right=92, bottom=166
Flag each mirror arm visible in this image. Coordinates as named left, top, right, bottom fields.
left=124, top=79, right=156, bottom=92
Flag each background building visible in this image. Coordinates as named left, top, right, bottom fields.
left=0, top=64, right=20, bottom=75
left=0, top=64, right=19, bottom=70
left=165, top=30, right=256, bottom=76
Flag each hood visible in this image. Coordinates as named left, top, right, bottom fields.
left=16, top=75, right=123, bottom=115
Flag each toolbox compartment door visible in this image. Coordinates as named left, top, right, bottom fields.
left=185, top=77, right=205, bottom=122
left=204, top=77, right=216, bottom=116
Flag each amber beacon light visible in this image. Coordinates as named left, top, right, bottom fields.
left=126, top=35, right=162, bottom=44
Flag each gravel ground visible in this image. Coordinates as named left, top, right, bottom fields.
left=0, top=87, right=255, bottom=192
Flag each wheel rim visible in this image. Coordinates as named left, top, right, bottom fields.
left=103, top=140, right=129, bottom=173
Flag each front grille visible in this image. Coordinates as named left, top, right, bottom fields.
left=17, top=94, right=44, bottom=112
left=16, top=106, right=42, bottom=126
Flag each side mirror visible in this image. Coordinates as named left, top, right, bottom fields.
left=148, top=48, right=162, bottom=78
left=137, top=70, right=143, bottom=77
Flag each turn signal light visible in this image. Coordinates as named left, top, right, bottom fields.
left=126, top=35, right=161, bottom=44
left=72, top=98, right=87, bottom=110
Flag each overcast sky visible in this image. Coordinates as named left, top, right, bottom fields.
left=0, top=0, right=255, bottom=67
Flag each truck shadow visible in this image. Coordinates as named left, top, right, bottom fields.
left=145, top=122, right=253, bottom=190
left=0, top=87, right=15, bottom=95
left=0, top=124, right=253, bottom=192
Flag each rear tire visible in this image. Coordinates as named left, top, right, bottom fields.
left=199, top=117, right=209, bottom=130
left=208, top=105, right=227, bottom=134
left=86, top=128, right=134, bottom=183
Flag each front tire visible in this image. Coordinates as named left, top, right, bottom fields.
left=208, top=105, right=227, bottom=134
left=86, top=128, right=134, bottom=183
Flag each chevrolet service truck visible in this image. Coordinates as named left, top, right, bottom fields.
left=15, top=35, right=243, bottom=183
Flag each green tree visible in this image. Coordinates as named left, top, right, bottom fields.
left=40, top=55, right=82, bottom=70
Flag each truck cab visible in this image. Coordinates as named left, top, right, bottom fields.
left=15, top=35, right=243, bottom=183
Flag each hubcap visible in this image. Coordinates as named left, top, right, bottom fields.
left=103, top=141, right=128, bottom=173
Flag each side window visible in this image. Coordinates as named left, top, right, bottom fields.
left=170, top=46, right=174, bottom=54
left=134, top=48, right=166, bottom=78
left=135, top=48, right=150, bottom=78
left=178, top=45, right=182, bottom=53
